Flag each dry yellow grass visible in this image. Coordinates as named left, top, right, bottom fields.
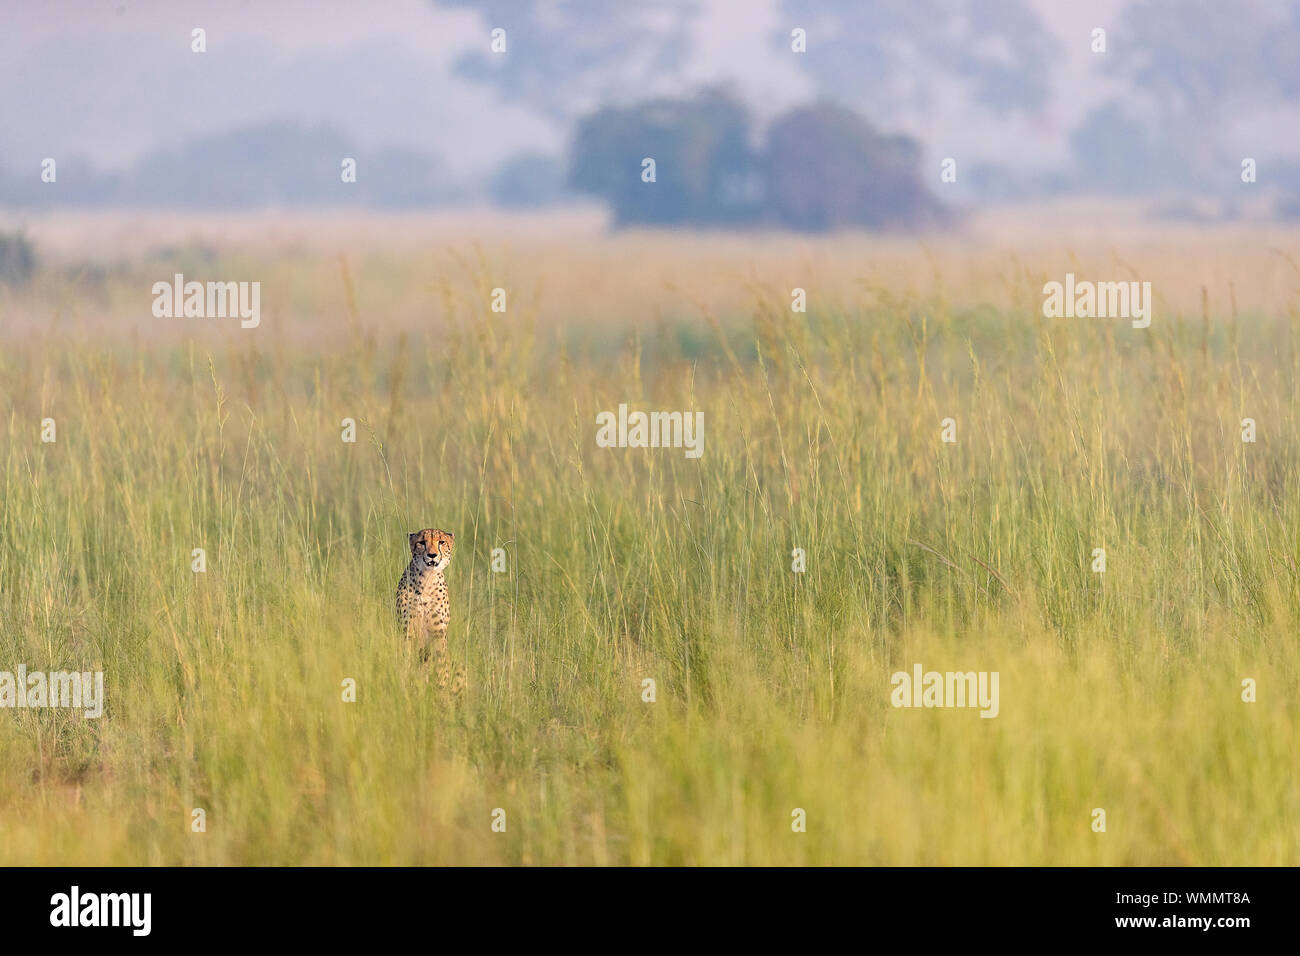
left=0, top=211, right=1296, bottom=864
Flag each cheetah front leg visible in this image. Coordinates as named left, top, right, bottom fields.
left=432, top=628, right=451, bottom=689
left=405, top=615, right=431, bottom=666
left=431, top=628, right=466, bottom=696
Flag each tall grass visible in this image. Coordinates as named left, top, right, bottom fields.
left=0, top=235, right=1296, bottom=864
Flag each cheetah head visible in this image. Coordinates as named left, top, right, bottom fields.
left=409, top=528, right=455, bottom=573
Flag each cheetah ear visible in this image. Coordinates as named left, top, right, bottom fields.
left=408, top=532, right=419, bottom=552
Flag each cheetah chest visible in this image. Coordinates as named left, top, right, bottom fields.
left=400, top=566, right=449, bottom=633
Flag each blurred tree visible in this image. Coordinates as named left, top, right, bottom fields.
left=438, top=0, right=698, bottom=121
left=775, top=0, right=1056, bottom=117
left=764, top=103, right=945, bottom=231
left=118, top=123, right=354, bottom=206
left=1122, top=0, right=1300, bottom=115
left=569, top=92, right=944, bottom=231
left=491, top=152, right=569, bottom=207
left=568, top=89, right=761, bottom=226
left=1068, top=101, right=1171, bottom=194
left=0, top=230, right=36, bottom=285
left=1108, top=0, right=1300, bottom=192
left=112, top=124, right=460, bottom=208
left=364, top=147, right=465, bottom=207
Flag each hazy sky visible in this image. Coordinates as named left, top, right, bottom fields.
left=0, top=0, right=1291, bottom=184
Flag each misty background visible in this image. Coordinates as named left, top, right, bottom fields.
left=1, top=0, right=1299, bottom=225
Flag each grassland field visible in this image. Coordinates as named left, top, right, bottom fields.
left=0, top=210, right=1297, bottom=865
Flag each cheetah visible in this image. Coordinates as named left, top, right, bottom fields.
left=395, top=528, right=464, bottom=693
